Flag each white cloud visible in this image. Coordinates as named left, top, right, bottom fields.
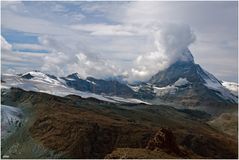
left=2, top=11, right=74, bottom=35
left=70, top=23, right=146, bottom=36
left=38, top=23, right=197, bottom=82
left=13, top=43, right=47, bottom=51
left=1, top=36, right=12, bottom=51
left=51, top=4, right=67, bottom=13
left=41, top=51, right=122, bottom=79
left=1, top=1, right=25, bottom=12
left=41, top=51, right=69, bottom=75
left=70, top=23, right=196, bottom=82
left=128, top=23, right=196, bottom=82
left=1, top=36, right=46, bottom=74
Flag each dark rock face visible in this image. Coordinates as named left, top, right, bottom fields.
left=46, top=74, right=58, bottom=80
left=146, top=60, right=237, bottom=106
left=21, top=73, right=34, bottom=79
left=134, top=83, right=156, bottom=99
left=62, top=73, right=92, bottom=92
left=86, top=77, right=134, bottom=96
left=63, top=74, right=135, bottom=97
left=149, top=61, right=219, bottom=87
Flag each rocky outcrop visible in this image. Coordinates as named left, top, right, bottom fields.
left=146, top=128, right=182, bottom=155
left=105, top=148, right=177, bottom=159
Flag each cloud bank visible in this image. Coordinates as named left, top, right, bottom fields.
left=38, top=23, right=196, bottom=82
left=1, top=1, right=237, bottom=82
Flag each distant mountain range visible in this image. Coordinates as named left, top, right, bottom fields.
left=1, top=50, right=238, bottom=108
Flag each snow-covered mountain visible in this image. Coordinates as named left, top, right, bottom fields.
left=1, top=50, right=238, bottom=107
left=132, top=52, right=238, bottom=106
left=21, top=71, right=61, bottom=85
left=1, top=71, right=148, bottom=105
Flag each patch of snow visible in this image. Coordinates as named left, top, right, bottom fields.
left=1, top=105, right=24, bottom=139
left=126, top=98, right=151, bottom=105
left=222, top=81, right=238, bottom=96
left=22, top=71, right=62, bottom=85
left=128, top=85, right=140, bottom=92
left=63, top=77, right=76, bottom=81
left=201, top=70, right=237, bottom=102
left=22, top=71, right=44, bottom=77
left=86, top=79, right=96, bottom=85
left=16, top=83, right=40, bottom=92
left=154, top=85, right=178, bottom=96
left=153, top=77, right=190, bottom=96
left=174, top=78, right=189, bottom=87
left=104, top=96, right=151, bottom=105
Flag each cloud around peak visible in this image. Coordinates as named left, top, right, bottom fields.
left=1, top=1, right=237, bottom=82
left=128, top=23, right=196, bottom=82
left=43, top=23, right=195, bottom=82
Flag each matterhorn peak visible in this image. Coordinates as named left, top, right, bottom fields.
left=178, top=48, right=194, bottom=63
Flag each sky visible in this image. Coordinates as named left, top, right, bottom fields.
left=1, top=1, right=238, bottom=83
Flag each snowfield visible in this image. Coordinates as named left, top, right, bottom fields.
left=22, top=71, right=62, bottom=85
left=1, top=105, right=24, bottom=139
left=1, top=70, right=237, bottom=105
left=222, top=81, right=238, bottom=96
left=153, top=78, right=190, bottom=96
left=1, top=72, right=150, bottom=104
left=174, top=78, right=190, bottom=87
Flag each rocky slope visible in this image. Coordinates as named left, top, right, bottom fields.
left=1, top=88, right=238, bottom=159
left=63, top=73, right=134, bottom=97
left=208, top=112, right=238, bottom=138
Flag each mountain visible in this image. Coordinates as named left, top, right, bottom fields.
left=62, top=73, right=134, bottom=97
left=1, top=71, right=148, bottom=105
left=1, top=48, right=238, bottom=108
left=130, top=51, right=238, bottom=107
left=20, top=70, right=61, bottom=85
left=1, top=54, right=238, bottom=158
left=1, top=88, right=237, bottom=159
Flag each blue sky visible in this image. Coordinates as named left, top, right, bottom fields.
left=1, top=1, right=238, bottom=82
